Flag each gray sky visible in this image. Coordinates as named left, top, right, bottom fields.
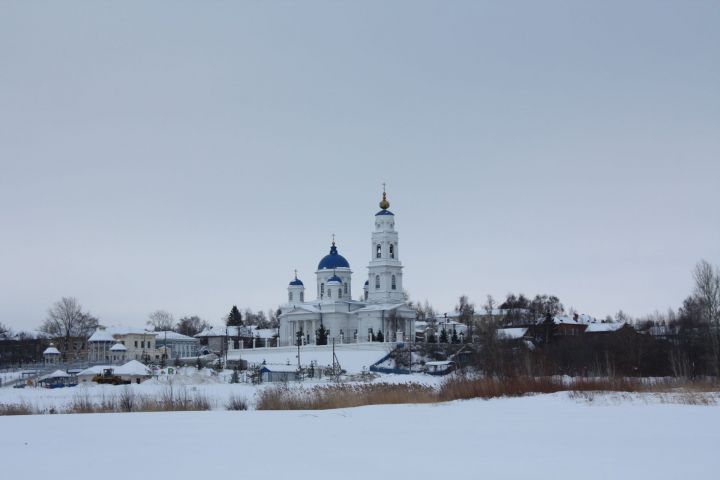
left=1, top=1, right=719, bottom=331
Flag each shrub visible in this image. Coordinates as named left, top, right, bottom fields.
left=226, top=395, right=249, bottom=411
left=0, top=402, right=35, bottom=416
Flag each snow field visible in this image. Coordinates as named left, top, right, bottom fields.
left=1, top=394, right=718, bottom=480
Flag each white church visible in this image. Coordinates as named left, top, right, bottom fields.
left=278, top=189, right=416, bottom=346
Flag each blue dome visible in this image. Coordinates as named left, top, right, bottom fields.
left=327, top=274, right=342, bottom=284
left=376, top=209, right=394, bottom=216
left=289, top=278, right=304, bottom=286
left=318, top=244, right=350, bottom=270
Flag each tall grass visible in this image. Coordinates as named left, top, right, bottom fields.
left=63, top=386, right=212, bottom=414
left=257, top=383, right=437, bottom=410
left=0, top=401, right=35, bottom=416
left=256, top=376, right=720, bottom=410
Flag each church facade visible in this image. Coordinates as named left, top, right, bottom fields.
left=278, top=190, right=416, bottom=346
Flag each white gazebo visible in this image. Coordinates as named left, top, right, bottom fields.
left=43, top=346, right=61, bottom=366
left=110, top=343, right=127, bottom=364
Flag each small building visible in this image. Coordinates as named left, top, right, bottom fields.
left=584, top=322, right=634, bottom=335
left=415, top=318, right=468, bottom=342
left=195, top=325, right=253, bottom=355
left=77, top=360, right=152, bottom=384
left=110, top=343, right=127, bottom=364
left=259, top=364, right=298, bottom=383
left=154, top=331, right=200, bottom=359
left=114, top=360, right=152, bottom=384
left=38, top=370, right=77, bottom=388
left=43, top=346, right=61, bottom=366
left=77, top=365, right=105, bottom=383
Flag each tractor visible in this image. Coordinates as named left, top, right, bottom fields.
left=92, top=368, right=130, bottom=385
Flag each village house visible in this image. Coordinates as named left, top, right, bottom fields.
left=88, top=326, right=160, bottom=363
left=154, top=330, right=200, bottom=360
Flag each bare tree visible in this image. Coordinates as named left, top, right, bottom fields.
left=483, top=294, right=496, bottom=316
left=267, top=308, right=280, bottom=329
left=0, top=322, right=10, bottom=339
left=147, top=310, right=175, bottom=331
left=455, top=295, right=475, bottom=325
left=693, top=259, right=720, bottom=374
left=255, top=310, right=269, bottom=329
left=693, top=260, right=720, bottom=324
left=176, top=315, right=210, bottom=337
left=615, top=310, right=631, bottom=323
left=41, top=297, right=98, bottom=360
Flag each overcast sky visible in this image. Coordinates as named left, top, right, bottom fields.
left=1, top=1, right=718, bottom=331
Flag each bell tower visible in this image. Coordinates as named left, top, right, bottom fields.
left=366, top=186, right=404, bottom=303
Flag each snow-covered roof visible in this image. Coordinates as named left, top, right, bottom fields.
left=497, top=327, right=529, bottom=340
left=195, top=325, right=252, bottom=338
left=110, top=343, right=127, bottom=351
left=539, top=315, right=584, bottom=326
left=43, top=346, right=61, bottom=355
left=77, top=360, right=151, bottom=377
left=90, top=326, right=156, bottom=342
left=77, top=365, right=106, bottom=377
left=575, top=313, right=598, bottom=324
left=585, top=322, right=628, bottom=333
left=282, top=304, right=322, bottom=315
left=425, top=360, right=454, bottom=366
left=354, top=303, right=406, bottom=313
left=260, top=364, right=298, bottom=373
left=88, top=329, right=115, bottom=342
left=39, top=370, right=71, bottom=381
left=153, top=331, right=198, bottom=342
left=249, top=327, right=277, bottom=339
left=109, top=326, right=154, bottom=335
left=115, top=360, right=152, bottom=376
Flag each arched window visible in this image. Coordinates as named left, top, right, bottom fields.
left=375, top=275, right=380, bottom=289
left=390, top=244, right=395, bottom=259
left=338, top=289, right=342, bottom=299
left=289, top=292, right=293, bottom=302
left=328, top=288, right=332, bottom=298
left=300, top=292, right=304, bottom=302
left=320, top=283, right=325, bottom=297
left=344, top=283, right=348, bottom=294
left=376, top=244, right=382, bottom=258
left=391, top=275, right=397, bottom=290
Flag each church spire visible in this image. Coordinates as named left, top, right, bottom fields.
left=379, top=183, right=390, bottom=210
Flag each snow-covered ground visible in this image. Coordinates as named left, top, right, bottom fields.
left=0, top=367, right=444, bottom=411
left=230, top=342, right=393, bottom=373
left=1, top=394, right=718, bottom=480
